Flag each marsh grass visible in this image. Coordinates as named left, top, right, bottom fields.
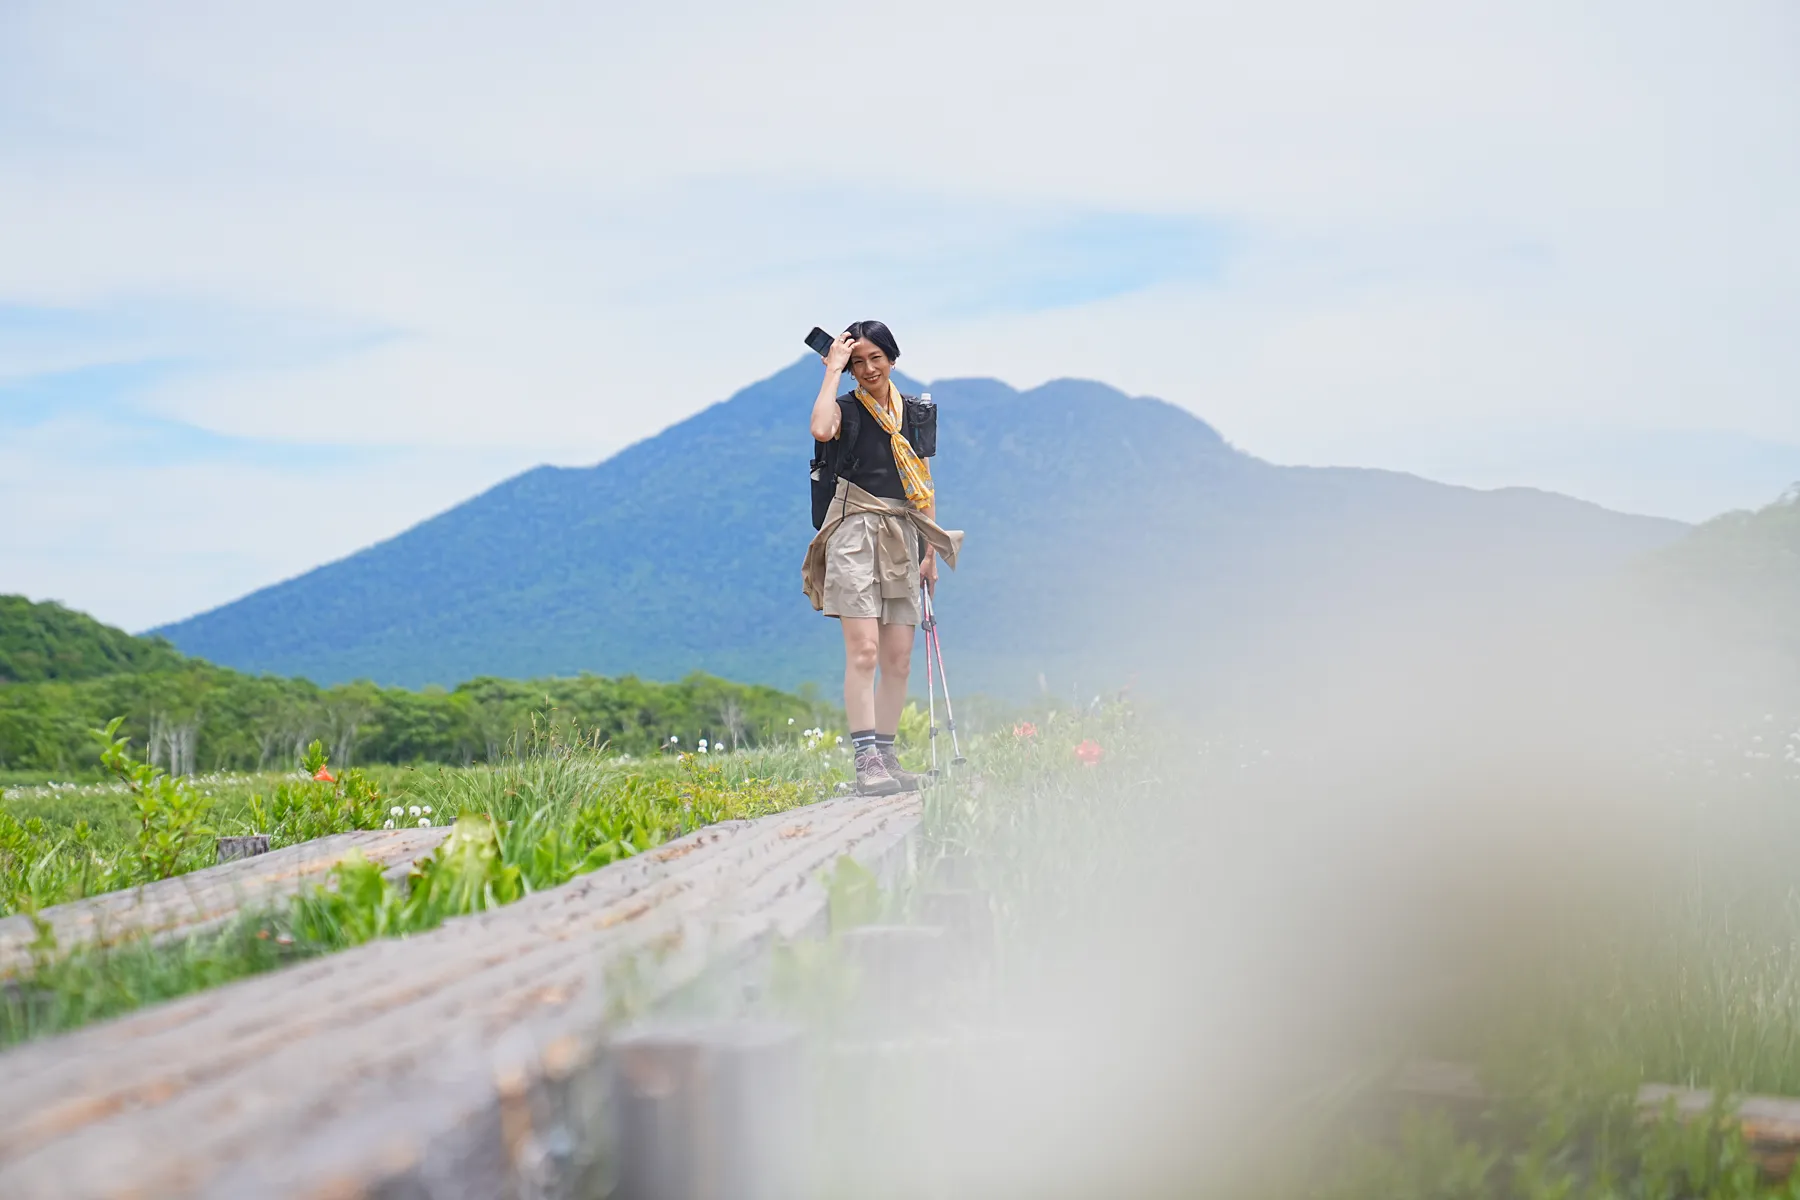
left=0, top=736, right=850, bottom=1048
left=0, top=713, right=862, bottom=919
left=0, top=909, right=322, bottom=1046
left=1299, top=1097, right=1800, bottom=1200
left=0, top=737, right=411, bottom=918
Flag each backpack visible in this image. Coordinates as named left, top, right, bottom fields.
left=811, top=392, right=937, bottom=529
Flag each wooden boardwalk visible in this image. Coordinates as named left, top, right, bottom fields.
left=0, top=827, right=451, bottom=978
left=0, top=791, right=921, bottom=1199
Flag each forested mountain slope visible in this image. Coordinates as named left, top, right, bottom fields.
left=0, top=597, right=185, bottom=684
left=154, top=358, right=1690, bottom=696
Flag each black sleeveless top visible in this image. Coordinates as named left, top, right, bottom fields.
left=840, top=396, right=905, bottom=500
left=832, top=392, right=937, bottom=501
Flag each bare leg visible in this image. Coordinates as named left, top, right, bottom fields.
left=841, top=617, right=880, bottom=731
left=874, top=621, right=916, bottom=736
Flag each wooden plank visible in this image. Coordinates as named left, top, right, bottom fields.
left=0, top=827, right=451, bottom=977
left=0, top=792, right=921, bottom=1200
left=1396, top=1060, right=1800, bottom=1180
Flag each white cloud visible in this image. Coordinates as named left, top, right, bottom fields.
left=1, top=0, right=1796, bottom=625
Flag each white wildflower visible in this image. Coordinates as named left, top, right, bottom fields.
left=390, top=806, right=404, bottom=817
left=383, top=819, right=395, bottom=829
left=409, top=805, right=422, bottom=817
left=422, top=806, right=432, bottom=815
left=418, top=817, right=431, bottom=827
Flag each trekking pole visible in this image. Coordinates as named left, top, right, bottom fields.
left=921, top=583, right=940, bottom=778
left=921, top=589, right=967, bottom=766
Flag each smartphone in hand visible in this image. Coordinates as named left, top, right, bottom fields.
left=804, top=327, right=835, bottom=357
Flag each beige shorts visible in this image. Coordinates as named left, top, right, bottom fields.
left=822, top=512, right=921, bottom=626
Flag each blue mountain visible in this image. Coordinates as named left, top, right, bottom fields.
left=154, top=359, right=1688, bottom=696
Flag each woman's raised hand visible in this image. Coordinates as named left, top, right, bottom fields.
left=823, top=331, right=854, bottom=371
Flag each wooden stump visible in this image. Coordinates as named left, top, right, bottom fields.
left=612, top=1020, right=806, bottom=1200
left=214, top=835, right=271, bottom=863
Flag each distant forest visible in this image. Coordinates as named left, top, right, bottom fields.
left=0, top=599, right=825, bottom=776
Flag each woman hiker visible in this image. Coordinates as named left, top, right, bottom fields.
left=802, top=320, right=963, bottom=796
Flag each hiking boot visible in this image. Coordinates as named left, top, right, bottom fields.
left=880, top=750, right=924, bottom=792
left=854, top=747, right=902, bottom=796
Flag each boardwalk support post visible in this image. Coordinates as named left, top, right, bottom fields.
left=611, top=1019, right=807, bottom=1200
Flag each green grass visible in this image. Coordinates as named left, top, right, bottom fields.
left=1306, top=1099, right=1800, bottom=1200
left=0, top=759, right=439, bottom=916
left=3, top=910, right=317, bottom=1043
left=0, top=723, right=868, bottom=919
left=0, top=728, right=862, bottom=1047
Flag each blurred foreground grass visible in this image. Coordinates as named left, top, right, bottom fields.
left=789, top=700, right=1800, bottom=1197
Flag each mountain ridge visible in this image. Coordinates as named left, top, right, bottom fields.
left=153, top=357, right=1688, bottom=695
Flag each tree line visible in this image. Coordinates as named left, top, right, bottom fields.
left=0, top=662, right=829, bottom=776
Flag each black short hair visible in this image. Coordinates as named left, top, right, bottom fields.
left=844, top=320, right=900, bottom=363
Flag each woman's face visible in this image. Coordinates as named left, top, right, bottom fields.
left=848, top=339, right=893, bottom=397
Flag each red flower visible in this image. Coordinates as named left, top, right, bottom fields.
left=312, top=767, right=336, bottom=783
left=1013, top=722, right=1038, bottom=739
left=1074, top=739, right=1104, bottom=766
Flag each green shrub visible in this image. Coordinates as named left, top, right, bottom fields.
left=96, top=717, right=213, bottom=883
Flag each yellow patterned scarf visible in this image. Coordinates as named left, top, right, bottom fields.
left=854, top=382, right=934, bottom=512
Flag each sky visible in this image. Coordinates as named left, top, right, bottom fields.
left=2, top=0, right=1797, bottom=633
